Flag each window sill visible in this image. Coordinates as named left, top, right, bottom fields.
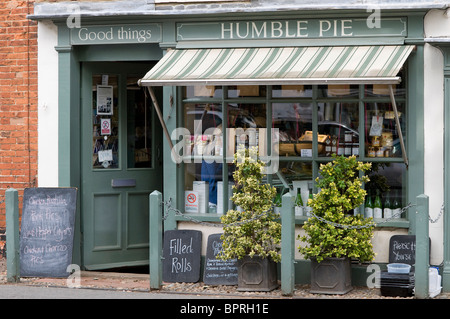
left=294, top=216, right=409, bottom=228
left=174, top=213, right=410, bottom=229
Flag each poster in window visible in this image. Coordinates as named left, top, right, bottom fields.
left=97, top=85, right=113, bottom=115
left=100, top=118, right=111, bottom=135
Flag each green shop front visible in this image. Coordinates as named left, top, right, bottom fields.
left=33, top=8, right=429, bottom=285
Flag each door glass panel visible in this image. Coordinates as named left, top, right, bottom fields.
left=127, top=76, right=153, bottom=168
left=92, top=74, right=119, bottom=169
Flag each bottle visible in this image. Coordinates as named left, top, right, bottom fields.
left=373, top=190, right=383, bottom=219
left=364, top=190, right=373, bottom=218
left=305, top=189, right=313, bottom=217
left=295, top=188, right=303, bottom=216
left=331, top=135, right=337, bottom=155
left=392, top=190, right=402, bottom=219
left=274, top=191, right=282, bottom=213
left=383, top=191, right=392, bottom=219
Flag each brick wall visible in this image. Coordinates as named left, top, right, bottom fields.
left=0, top=0, right=38, bottom=254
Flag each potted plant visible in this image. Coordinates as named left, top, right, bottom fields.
left=218, top=146, right=281, bottom=292
left=298, top=155, right=375, bottom=294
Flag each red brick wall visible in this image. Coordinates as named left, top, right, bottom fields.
left=0, top=0, right=38, bottom=247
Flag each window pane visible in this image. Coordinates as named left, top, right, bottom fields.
left=317, top=85, right=359, bottom=98
left=364, top=75, right=406, bottom=99
left=183, top=103, right=223, bottom=156
left=127, top=78, right=152, bottom=168
left=366, top=163, right=406, bottom=219
left=183, top=103, right=224, bottom=209
left=184, top=86, right=223, bottom=99
left=184, top=162, right=223, bottom=209
left=227, top=85, right=266, bottom=98
left=272, top=161, right=313, bottom=216
left=365, top=102, right=405, bottom=158
left=227, top=103, right=266, bottom=158
left=318, top=102, right=359, bottom=157
left=92, top=74, right=119, bottom=169
left=272, top=85, right=312, bottom=98
left=274, top=103, right=313, bottom=157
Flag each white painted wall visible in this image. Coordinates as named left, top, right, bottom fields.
left=423, top=9, right=449, bottom=265
left=37, top=20, right=59, bottom=187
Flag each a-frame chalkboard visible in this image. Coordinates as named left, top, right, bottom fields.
left=19, top=188, right=77, bottom=278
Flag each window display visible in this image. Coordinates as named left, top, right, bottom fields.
left=365, top=102, right=405, bottom=159
left=181, top=83, right=407, bottom=221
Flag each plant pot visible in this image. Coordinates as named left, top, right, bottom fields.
left=310, top=257, right=353, bottom=295
left=237, top=255, right=278, bottom=292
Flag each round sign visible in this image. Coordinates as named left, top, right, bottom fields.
left=187, top=193, right=196, bottom=203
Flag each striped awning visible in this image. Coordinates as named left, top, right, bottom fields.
left=138, top=46, right=414, bottom=86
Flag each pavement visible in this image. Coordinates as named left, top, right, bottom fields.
left=0, top=258, right=448, bottom=301
left=0, top=269, right=448, bottom=300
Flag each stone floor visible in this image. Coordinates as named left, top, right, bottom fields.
left=0, top=258, right=448, bottom=299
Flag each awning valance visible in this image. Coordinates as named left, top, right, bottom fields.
left=138, top=45, right=414, bottom=87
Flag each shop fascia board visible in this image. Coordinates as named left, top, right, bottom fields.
left=28, top=0, right=450, bottom=20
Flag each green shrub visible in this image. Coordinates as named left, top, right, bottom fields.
left=298, top=155, right=375, bottom=263
left=218, top=146, right=281, bottom=262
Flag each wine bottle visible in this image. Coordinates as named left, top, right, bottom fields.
left=364, top=190, right=373, bottom=218
left=295, top=188, right=303, bottom=216
left=383, top=191, right=392, bottom=219
left=373, top=190, right=383, bottom=219
left=305, top=189, right=313, bottom=217
left=392, top=190, right=402, bottom=219
left=274, top=190, right=282, bottom=213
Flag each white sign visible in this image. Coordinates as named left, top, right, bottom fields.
left=100, top=118, right=111, bottom=135
left=98, top=149, right=113, bottom=163
left=185, top=191, right=199, bottom=213
left=97, top=85, right=113, bottom=115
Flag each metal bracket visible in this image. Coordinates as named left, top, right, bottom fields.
left=389, top=84, right=409, bottom=169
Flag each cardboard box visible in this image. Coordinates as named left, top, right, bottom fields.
left=193, top=181, right=209, bottom=214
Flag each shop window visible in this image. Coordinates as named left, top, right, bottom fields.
left=180, top=84, right=407, bottom=222
left=366, top=163, right=406, bottom=218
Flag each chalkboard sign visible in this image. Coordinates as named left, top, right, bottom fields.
left=389, top=235, right=430, bottom=265
left=162, top=230, right=202, bottom=283
left=20, top=188, right=77, bottom=278
left=203, top=233, right=238, bottom=285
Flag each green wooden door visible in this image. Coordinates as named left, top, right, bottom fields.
left=81, top=62, right=163, bottom=270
